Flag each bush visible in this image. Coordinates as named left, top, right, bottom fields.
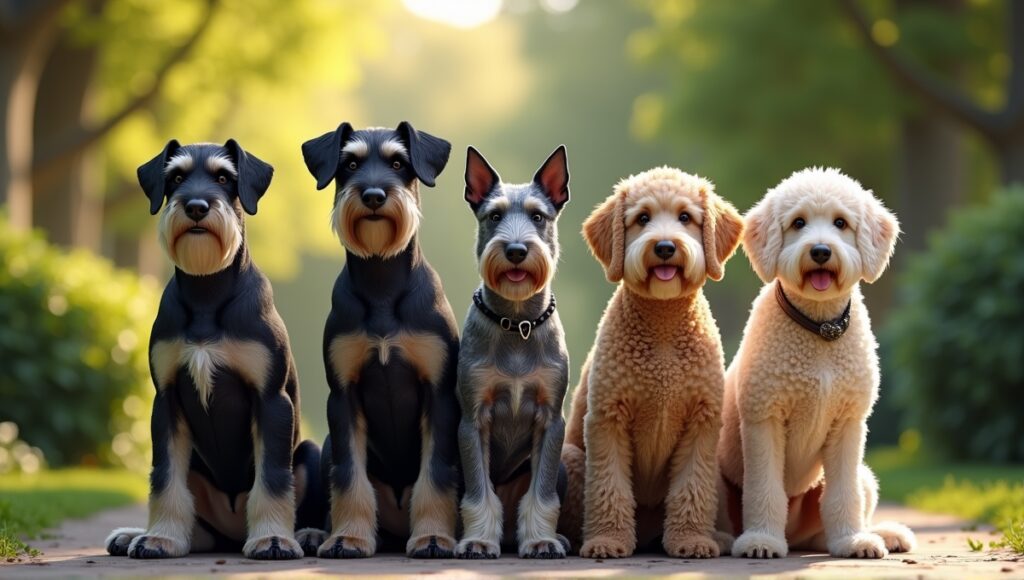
left=0, top=221, right=157, bottom=471
left=884, top=189, right=1024, bottom=462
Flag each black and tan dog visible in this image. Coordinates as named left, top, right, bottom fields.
left=301, top=122, right=461, bottom=558
left=105, top=140, right=325, bottom=560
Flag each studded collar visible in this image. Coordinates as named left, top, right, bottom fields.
left=472, top=288, right=556, bottom=341
left=775, top=281, right=851, bottom=342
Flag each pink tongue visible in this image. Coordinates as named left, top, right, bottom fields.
left=810, top=270, right=832, bottom=291
left=505, top=269, right=528, bottom=282
left=653, top=266, right=678, bottom=281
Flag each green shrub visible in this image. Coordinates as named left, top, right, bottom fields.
left=0, top=221, right=157, bottom=471
left=884, top=189, right=1024, bottom=462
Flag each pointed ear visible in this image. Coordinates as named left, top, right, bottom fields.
left=465, top=146, right=501, bottom=210
left=858, top=193, right=900, bottom=283
left=743, top=196, right=783, bottom=283
left=396, top=121, right=451, bottom=187
left=224, top=139, right=273, bottom=215
left=582, top=190, right=625, bottom=283
left=302, top=122, right=352, bottom=190
left=700, top=184, right=744, bottom=281
left=137, top=139, right=180, bottom=215
left=532, top=145, right=570, bottom=211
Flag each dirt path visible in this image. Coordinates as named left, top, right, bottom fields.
left=3, top=504, right=1022, bottom=578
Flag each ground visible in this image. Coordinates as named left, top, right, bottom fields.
left=2, top=504, right=1022, bottom=579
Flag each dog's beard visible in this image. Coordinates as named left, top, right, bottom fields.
left=623, top=233, right=705, bottom=300
left=159, top=200, right=242, bottom=276
left=333, top=185, right=420, bottom=260
left=777, top=238, right=860, bottom=300
left=479, top=239, right=554, bottom=302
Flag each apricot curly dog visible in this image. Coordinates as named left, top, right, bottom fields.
left=560, top=167, right=743, bottom=559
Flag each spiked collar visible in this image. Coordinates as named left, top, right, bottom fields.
left=473, top=288, right=556, bottom=340
left=775, top=281, right=851, bottom=342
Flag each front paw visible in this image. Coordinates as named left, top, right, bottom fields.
left=317, top=534, right=375, bottom=558
left=295, top=528, right=328, bottom=557
left=872, top=521, right=916, bottom=553
left=829, top=532, right=887, bottom=559
left=127, top=534, right=189, bottom=559
left=243, top=535, right=303, bottom=560
left=519, top=537, right=566, bottom=559
left=456, top=538, right=500, bottom=559
left=732, top=530, right=788, bottom=559
left=580, top=535, right=634, bottom=559
left=407, top=534, right=456, bottom=558
left=663, top=533, right=720, bottom=559
left=106, top=527, right=145, bottom=556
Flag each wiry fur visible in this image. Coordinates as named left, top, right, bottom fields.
left=158, top=198, right=243, bottom=276
left=331, top=182, right=421, bottom=260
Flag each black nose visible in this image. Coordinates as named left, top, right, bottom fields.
left=505, top=243, right=528, bottom=264
left=361, top=188, right=386, bottom=210
left=810, top=244, right=832, bottom=264
left=654, top=240, right=676, bottom=260
left=185, top=199, right=209, bottom=222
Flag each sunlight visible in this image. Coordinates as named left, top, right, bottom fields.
left=402, top=0, right=503, bottom=29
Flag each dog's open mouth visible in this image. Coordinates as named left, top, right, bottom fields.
left=187, top=226, right=208, bottom=234
left=362, top=214, right=385, bottom=222
left=650, top=265, right=679, bottom=282
left=504, top=269, right=529, bottom=283
left=806, top=269, right=834, bottom=291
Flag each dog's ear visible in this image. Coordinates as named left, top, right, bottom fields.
left=743, top=195, right=783, bottom=283
left=465, top=146, right=501, bottom=210
left=532, top=145, right=570, bottom=211
left=582, top=190, right=625, bottom=282
left=302, top=122, right=353, bottom=190
left=223, top=139, right=273, bottom=215
left=137, top=139, right=181, bottom=215
left=396, top=121, right=451, bottom=187
left=858, top=193, right=900, bottom=283
left=700, top=184, right=744, bottom=281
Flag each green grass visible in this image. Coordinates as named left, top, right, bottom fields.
left=0, top=468, right=147, bottom=559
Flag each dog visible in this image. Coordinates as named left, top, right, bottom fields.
left=456, top=145, right=572, bottom=559
left=300, top=122, right=461, bottom=558
left=105, top=140, right=326, bottom=560
left=561, top=167, right=744, bottom=559
left=719, top=167, right=916, bottom=559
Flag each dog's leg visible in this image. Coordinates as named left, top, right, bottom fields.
left=732, top=419, right=789, bottom=559
left=662, top=411, right=721, bottom=559
left=820, top=419, right=887, bottom=558
left=407, top=410, right=459, bottom=558
left=125, top=391, right=194, bottom=558
left=518, top=415, right=568, bottom=558
left=860, top=464, right=916, bottom=553
left=456, top=415, right=503, bottom=559
left=580, top=408, right=636, bottom=559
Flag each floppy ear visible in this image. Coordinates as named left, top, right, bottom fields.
left=301, top=122, right=352, bottom=191
left=532, top=145, right=570, bottom=211
left=582, top=190, right=625, bottom=283
left=743, top=196, right=783, bottom=283
left=700, top=185, right=744, bottom=281
left=224, top=139, right=274, bottom=215
left=396, top=121, right=451, bottom=187
left=858, top=194, right=900, bottom=283
left=137, top=139, right=180, bottom=215
left=465, top=146, right=501, bottom=210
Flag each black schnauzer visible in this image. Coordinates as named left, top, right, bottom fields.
left=105, top=140, right=325, bottom=560
left=301, top=122, right=461, bottom=558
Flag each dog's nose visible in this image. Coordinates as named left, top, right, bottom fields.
left=361, top=188, right=386, bottom=210
left=810, top=244, right=832, bottom=264
left=654, top=240, right=676, bottom=260
left=185, top=199, right=210, bottom=222
left=505, top=243, right=528, bottom=264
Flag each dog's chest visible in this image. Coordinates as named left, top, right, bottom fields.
left=151, top=337, right=271, bottom=406
left=328, top=330, right=447, bottom=389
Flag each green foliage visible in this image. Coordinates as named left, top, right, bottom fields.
left=884, top=190, right=1024, bottom=461
left=867, top=445, right=1024, bottom=503
left=0, top=221, right=157, bottom=470
left=967, top=536, right=984, bottom=552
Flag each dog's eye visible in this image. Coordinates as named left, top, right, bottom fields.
left=217, top=175, right=227, bottom=185
left=173, top=175, right=183, bottom=184
left=531, top=212, right=544, bottom=223
left=489, top=211, right=502, bottom=223
left=638, top=213, right=650, bottom=226
left=793, top=217, right=806, bottom=230
left=348, top=161, right=358, bottom=171
left=679, top=212, right=691, bottom=224
left=834, top=217, right=846, bottom=230
left=392, top=160, right=402, bottom=170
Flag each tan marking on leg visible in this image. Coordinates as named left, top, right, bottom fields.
left=150, top=339, right=183, bottom=390
left=407, top=420, right=457, bottom=557
left=392, top=331, right=448, bottom=387
left=243, top=430, right=301, bottom=559
left=321, top=412, right=378, bottom=557
left=133, top=417, right=194, bottom=557
left=328, top=332, right=373, bottom=387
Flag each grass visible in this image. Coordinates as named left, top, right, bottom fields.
left=0, top=468, right=147, bottom=559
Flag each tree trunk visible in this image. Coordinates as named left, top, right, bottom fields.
left=997, top=138, right=1024, bottom=186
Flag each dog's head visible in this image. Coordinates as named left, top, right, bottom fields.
left=138, top=140, right=272, bottom=276
left=465, top=145, right=569, bottom=302
left=583, top=167, right=743, bottom=300
left=744, top=167, right=900, bottom=300
left=301, top=121, right=451, bottom=259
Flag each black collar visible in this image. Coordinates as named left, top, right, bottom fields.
left=775, top=281, right=851, bottom=342
left=473, top=288, right=556, bottom=340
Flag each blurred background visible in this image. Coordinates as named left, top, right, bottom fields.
left=1, top=0, right=1023, bottom=556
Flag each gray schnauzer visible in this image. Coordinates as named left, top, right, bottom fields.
left=456, top=145, right=572, bottom=559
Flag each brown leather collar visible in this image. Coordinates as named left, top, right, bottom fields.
left=774, top=281, right=850, bottom=341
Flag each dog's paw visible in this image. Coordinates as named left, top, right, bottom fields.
left=407, top=534, right=456, bottom=559
left=579, top=535, right=634, bottom=559
left=243, top=534, right=303, bottom=560
left=872, top=521, right=916, bottom=553
left=732, top=530, right=788, bottom=559
left=295, top=528, right=328, bottom=557
left=713, top=530, right=735, bottom=554
left=828, top=532, right=888, bottom=559
left=456, top=538, right=500, bottom=559
left=519, top=537, right=566, bottom=559
left=317, top=534, right=374, bottom=559
left=127, top=534, right=189, bottom=559
left=105, top=527, right=145, bottom=556
left=663, top=533, right=720, bottom=559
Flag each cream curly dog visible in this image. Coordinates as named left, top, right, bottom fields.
left=560, top=167, right=743, bottom=559
left=719, top=167, right=916, bottom=559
